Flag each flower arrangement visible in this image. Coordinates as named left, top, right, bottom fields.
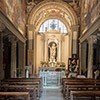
left=60, top=62, right=66, bottom=67
left=40, top=61, right=48, bottom=67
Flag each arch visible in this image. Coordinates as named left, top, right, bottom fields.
left=35, top=16, right=71, bottom=33
left=28, top=1, right=78, bottom=30
left=27, top=0, right=79, bottom=73
left=39, top=18, right=67, bottom=33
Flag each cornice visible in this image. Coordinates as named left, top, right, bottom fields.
left=0, top=11, right=26, bottom=43
left=79, top=17, right=100, bottom=43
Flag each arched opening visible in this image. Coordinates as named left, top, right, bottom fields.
left=39, top=18, right=68, bottom=34
left=27, top=1, right=78, bottom=73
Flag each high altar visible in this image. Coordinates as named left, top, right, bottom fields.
left=36, top=29, right=69, bottom=72
left=37, top=29, right=68, bottom=86
left=39, top=66, right=65, bottom=86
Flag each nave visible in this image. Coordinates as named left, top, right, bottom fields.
left=0, top=0, right=100, bottom=100
left=40, top=87, right=64, bottom=100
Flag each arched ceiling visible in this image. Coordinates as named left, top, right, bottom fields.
left=28, top=0, right=78, bottom=32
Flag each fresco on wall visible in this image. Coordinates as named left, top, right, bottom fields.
left=81, top=0, right=99, bottom=34
left=0, top=0, right=26, bottom=35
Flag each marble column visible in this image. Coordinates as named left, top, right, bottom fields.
left=0, top=22, right=5, bottom=79
left=68, top=33, right=72, bottom=58
left=58, top=40, right=61, bottom=62
left=0, top=32, right=4, bottom=79
left=27, top=25, right=34, bottom=73
left=10, top=36, right=17, bottom=78
left=79, top=43, right=82, bottom=74
left=18, top=41, right=26, bottom=77
left=71, top=25, right=79, bottom=55
left=34, top=32, right=37, bottom=73
left=79, top=41, right=87, bottom=74
left=87, top=35, right=96, bottom=78
left=41, top=35, right=44, bottom=61
left=44, top=39, right=47, bottom=62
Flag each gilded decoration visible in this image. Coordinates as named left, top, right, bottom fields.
left=27, top=0, right=79, bottom=72
left=28, top=1, right=78, bottom=31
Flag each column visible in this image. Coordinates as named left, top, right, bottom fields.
left=82, top=42, right=87, bottom=72
left=23, top=43, right=26, bottom=76
left=18, top=41, right=26, bottom=77
left=27, top=25, right=35, bottom=73
left=0, top=22, right=5, bottom=79
left=58, top=40, right=61, bottom=62
left=34, top=32, right=37, bottom=73
left=68, top=33, right=72, bottom=58
left=87, top=35, right=96, bottom=78
left=71, top=25, right=79, bottom=55
left=41, top=35, right=44, bottom=61
left=44, top=36, right=48, bottom=62
left=0, top=32, right=4, bottom=79
left=10, top=36, right=17, bottom=78
left=79, top=43, right=82, bottom=74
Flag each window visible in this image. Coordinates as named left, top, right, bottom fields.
left=39, top=18, right=67, bottom=34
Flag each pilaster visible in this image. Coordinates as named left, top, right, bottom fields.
left=71, top=25, right=79, bottom=55
left=0, top=32, right=4, bottom=79
left=18, top=41, right=26, bottom=77
left=79, top=43, right=82, bottom=74
left=9, top=35, right=18, bottom=78
left=0, top=22, right=5, bottom=79
left=79, top=41, right=87, bottom=75
left=87, top=35, right=97, bottom=78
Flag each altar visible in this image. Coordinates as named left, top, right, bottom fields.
left=40, top=70, right=65, bottom=86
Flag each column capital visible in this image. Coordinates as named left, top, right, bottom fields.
left=0, top=22, right=5, bottom=33
left=87, top=35, right=97, bottom=43
left=71, top=25, right=79, bottom=32
left=26, top=24, right=35, bottom=31
left=8, top=35, right=18, bottom=43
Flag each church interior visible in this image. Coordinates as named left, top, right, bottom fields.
left=0, top=0, right=100, bottom=100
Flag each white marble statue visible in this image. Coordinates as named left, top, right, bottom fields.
left=49, top=43, right=57, bottom=63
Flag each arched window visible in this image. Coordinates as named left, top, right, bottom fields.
left=39, top=18, right=68, bottom=34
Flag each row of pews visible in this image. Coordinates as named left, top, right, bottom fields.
left=0, top=78, right=43, bottom=100
left=62, top=78, right=100, bottom=100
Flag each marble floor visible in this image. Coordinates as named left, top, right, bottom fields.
left=40, top=86, right=100, bottom=100
left=40, top=86, right=64, bottom=100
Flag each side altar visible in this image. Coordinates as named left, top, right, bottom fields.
left=39, top=67, right=65, bottom=86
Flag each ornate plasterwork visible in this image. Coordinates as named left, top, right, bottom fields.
left=28, top=1, right=78, bottom=32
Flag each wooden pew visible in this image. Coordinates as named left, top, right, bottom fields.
left=0, top=85, right=36, bottom=100
left=70, top=90, right=100, bottom=100
left=62, top=78, right=95, bottom=93
left=0, top=78, right=43, bottom=99
left=63, top=80, right=94, bottom=97
left=0, top=81, right=40, bottom=98
left=66, top=85, right=100, bottom=100
left=1, top=78, right=43, bottom=93
left=62, top=78, right=100, bottom=98
left=0, top=92, right=30, bottom=100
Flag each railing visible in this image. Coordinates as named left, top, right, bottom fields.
left=40, top=71, right=65, bottom=86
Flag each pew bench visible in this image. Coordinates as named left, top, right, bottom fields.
left=0, top=92, right=30, bottom=100
left=0, top=85, right=36, bottom=100
left=63, top=81, right=94, bottom=97
left=62, top=78, right=95, bottom=94
left=70, top=90, right=100, bottom=100
left=1, top=78, right=43, bottom=98
left=62, top=78, right=100, bottom=98
left=65, top=85, right=100, bottom=100
left=0, top=82, right=40, bottom=100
